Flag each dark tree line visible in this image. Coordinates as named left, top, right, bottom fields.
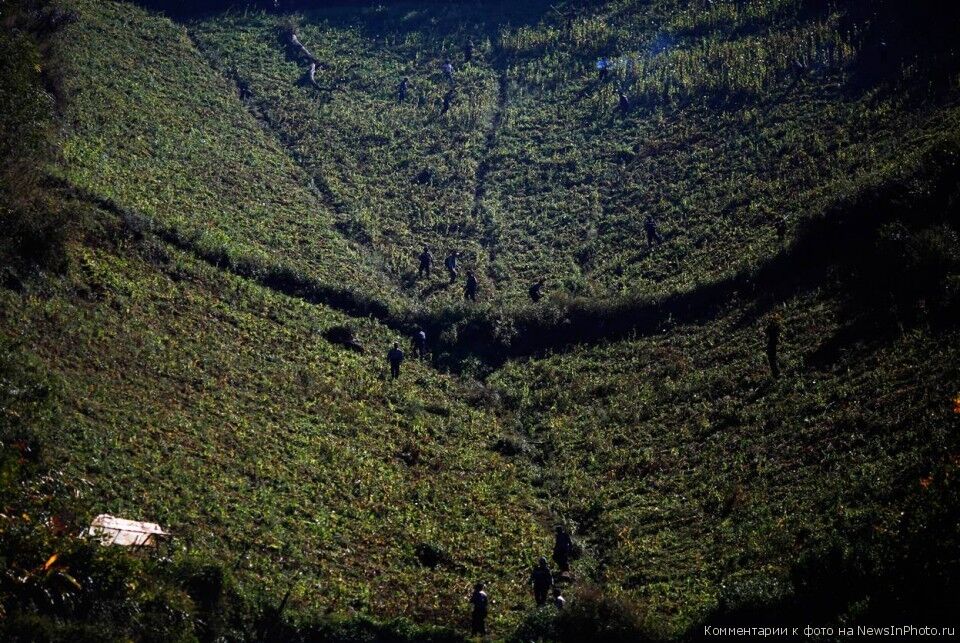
left=130, top=0, right=485, bottom=18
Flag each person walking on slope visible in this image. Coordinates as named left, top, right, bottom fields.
left=618, top=90, right=631, bottom=113
left=766, top=315, right=781, bottom=379
left=465, top=270, right=479, bottom=302
left=644, top=213, right=663, bottom=248
left=775, top=215, right=788, bottom=244
left=441, top=88, right=455, bottom=115
left=387, top=342, right=405, bottom=379
left=418, top=245, right=433, bottom=278
left=530, top=557, right=554, bottom=607
left=442, top=58, right=455, bottom=84
left=412, top=329, right=427, bottom=360
left=397, top=76, right=410, bottom=104
left=597, top=57, right=611, bottom=82
left=552, top=525, right=574, bottom=573
left=528, top=277, right=546, bottom=303
left=445, top=251, right=459, bottom=284
left=469, top=582, right=489, bottom=636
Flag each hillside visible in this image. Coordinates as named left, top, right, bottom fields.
left=2, top=0, right=959, bottom=641
left=191, top=0, right=955, bottom=306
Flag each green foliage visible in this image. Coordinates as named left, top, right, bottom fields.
left=513, top=585, right=655, bottom=642
left=1, top=230, right=550, bottom=635
left=57, top=0, right=397, bottom=306
left=0, top=2, right=73, bottom=275
left=3, top=0, right=960, bottom=639
left=490, top=282, right=960, bottom=634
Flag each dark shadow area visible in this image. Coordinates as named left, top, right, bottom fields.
left=127, top=0, right=564, bottom=34
left=694, top=459, right=960, bottom=639
left=51, top=127, right=960, bottom=375
left=844, top=1, right=960, bottom=101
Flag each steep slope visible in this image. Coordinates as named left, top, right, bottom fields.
left=490, top=124, right=960, bottom=634
left=3, top=0, right=960, bottom=640
left=475, top=0, right=958, bottom=300
left=493, top=292, right=960, bottom=635
left=192, top=0, right=960, bottom=309
left=0, top=216, right=550, bottom=632
left=189, top=4, right=566, bottom=307
left=58, top=0, right=397, bottom=309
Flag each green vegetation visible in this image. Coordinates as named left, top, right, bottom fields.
left=58, top=0, right=396, bottom=308
left=1, top=220, right=550, bottom=635
left=191, top=0, right=959, bottom=309
left=0, top=2, right=73, bottom=275
left=2, top=0, right=959, bottom=640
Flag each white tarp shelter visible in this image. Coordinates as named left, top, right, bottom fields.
left=87, top=514, right=168, bottom=547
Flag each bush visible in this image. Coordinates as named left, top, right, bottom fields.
left=513, top=586, right=654, bottom=643
left=0, top=2, right=72, bottom=275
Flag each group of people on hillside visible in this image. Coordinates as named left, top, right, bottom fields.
left=418, top=247, right=479, bottom=299
left=389, top=205, right=790, bottom=382
left=419, top=246, right=554, bottom=305
left=383, top=243, right=557, bottom=379
left=385, top=212, right=669, bottom=379
left=396, top=40, right=475, bottom=114
left=469, top=526, right=575, bottom=636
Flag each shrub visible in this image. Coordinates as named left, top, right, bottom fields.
left=512, top=585, right=654, bottom=643
left=0, top=2, right=73, bottom=275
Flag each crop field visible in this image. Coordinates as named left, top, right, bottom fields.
left=191, top=0, right=957, bottom=307
left=57, top=0, right=397, bottom=308
left=0, top=216, right=550, bottom=633
left=493, top=289, right=960, bottom=635
left=2, top=0, right=959, bottom=640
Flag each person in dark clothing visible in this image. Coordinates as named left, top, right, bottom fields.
left=644, top=214, right=663, bottom=247
left=766, top=317, right=781, bottom=379
left=775, top=215, right=788, bottom=243
left=597, top=57, right=610, bottom=82
left=418, top=245, right=433, bottom=278
left=387, top=342, right=404, bottom=379
left=465, top=270, right=479, bottom=302
left=441, top=89, right=455, bottom=115
left=445, top=251, right=459, bottom=284
left=469, top=582, right=488, bottom=636
left=397, top=76, right=410, bottom=104
left=528, top=277, right=546, bottom=303
left=464, top=39, right=474, bottom=63
left=618, top=91, right=631, bottom=113
left=552, top=525, right=574, bottom=573
left=530, top=557, right=553, bottom=607
left=413, top=329, right=427, bottom=360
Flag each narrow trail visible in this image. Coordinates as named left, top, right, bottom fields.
left=472, top=70, right=509, bottom=285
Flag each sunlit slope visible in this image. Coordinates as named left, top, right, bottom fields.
left=58, top=0, right=394, bottom=305
left=486, top=0, right=955, bottom=299
left=191, top=5, right=508, bottom=305
left=192, top=0, right=958, bottom=308
left=492, top=288, right=960, bottom=635
left=0, top=227, right=549, bottom=630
